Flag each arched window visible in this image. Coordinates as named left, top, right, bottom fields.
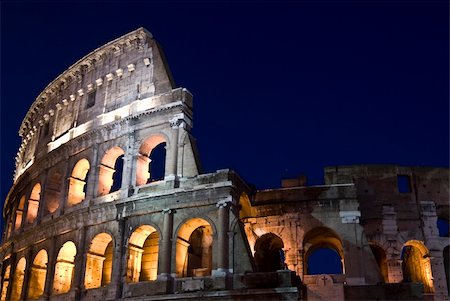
left=28, top=249, right=48, bottom=299
left=67, top=159, right=90, bottom=206
left=98, top=147, right=125, bottom=196
left=401, top=240, right=434, bottom=293
left=254, top=233, right=285, bottom=272
left=437, top=218, right=450, bottom=237
left=0, top=264, right=11, bottom=301
left=10, top=257, right=26, bottom=301
left=85, top=233, right=114, bottom=289
left=14, top=196, right=26, bottom=230
left=44, top=168, right=63, bottom=214
left=176, top=218, right=213, bottom=277
left=136, top=135, right=167, bottom=186
left=370, top=244, right=388, bottom=283
left=303, top=227, right=344, bottom=275
left=126, top=225, right=159, bottom=282
left=53, top=241, right=77, bottom=295
left=26, top=183, right=41, bottom=224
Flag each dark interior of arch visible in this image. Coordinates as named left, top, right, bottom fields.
left=370, top=244, right=388, bottom=282
left=254, top=233, right=285, bottom=272
left=307, top=247, right=342, bottom=275
left=148, top=143, right=166, bottom=183
left=444, top=246, right=449, bottom=296
left=187, top=226, right=212, bottom=277
left=111, top=154, right=124, bottom=192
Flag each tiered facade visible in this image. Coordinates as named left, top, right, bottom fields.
left=1, top=28, right=448, bottom=301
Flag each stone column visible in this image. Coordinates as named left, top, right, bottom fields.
left=113, top=217, right=126, bottom=299
left=123, top=133, right=136, bottom=194
left=85, top=144, right=99, bottom=202
left=429, top=252, right=449, bottom=301
left=386, top=257, right=403, bottom=283
left=216, top=199, right=230, bottom=273
left=159, top=209, right=174, bottom=276
left=20, top=248, right=33, bottom=300
left=166, top=117, right=183, bottom=179
left=43, top=236, right=57, bottom=299
left=5, top=252, right=16, bottom=301
left=72, top=226, right=87, bottom=298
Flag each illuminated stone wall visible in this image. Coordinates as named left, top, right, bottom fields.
left=0, top=28, right=448, bottom=301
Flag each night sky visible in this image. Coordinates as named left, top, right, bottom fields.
left=1, top=1, right=449, bottom=211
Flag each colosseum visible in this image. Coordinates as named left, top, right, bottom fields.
left=1, top=27, right=449, bottom=301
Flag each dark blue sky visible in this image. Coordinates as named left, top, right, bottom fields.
left=1, top=1, right=449, bottom=207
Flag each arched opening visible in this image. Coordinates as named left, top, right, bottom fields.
left=14, top=196, right=26, bottom=230
left=26, top=183, right=41, bottom=224
left=126, top=225, right=159, bottom=282
left=10, top=257, right=26, bottom=301
left=85, top=233, right=114, bottom=289
left=53, top=241, right=77, bottom=295
left=401, top=240, right=434, bottom=293
left=254, top=233, right=285, bottom=272
left=176, top=218, right=213, bottom=277
left=370, top=244, right=388, bottom=282
left=44, top=168, right=63, bottom=214
left=239, top=193, right=255, bottom=219
left=437, top=218, right=450, bottom=237
left=136, top=135, right=167, bottom=186
left=303, top=227, right=344, bottom=275
left=97, top=147, right=125, bottom=196
left=67, top=159, right=90, bottom=206
left=0, top=264, right=11, bottom=301
left=28, top=249, right=48, bottom=299
left=444, top=246, right=449, bottom=296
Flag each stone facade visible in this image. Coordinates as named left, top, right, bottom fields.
left=1, top=28, right=449, bottom=301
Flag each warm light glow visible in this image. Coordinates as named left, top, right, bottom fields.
left=14, top=196, right=26, bottom=230
left=0, top=265, right=11, bottom=301
left=28, top=249, right=48, bottom=299
left=136, top=135, right=166, bottom=186
left=127, top=225, right=159, bottom=282
left=98, top=147, right=125, bottom=196
left=176, top=218, right=213, bottom=277
left=44, top=170, right=63, bottom=214
left=239, top=193, right=255, bottom=219
left=67, top=159, right=90, bottom=206
left=10, top=257, right=26, bottom=301
left=402, top=240, right=434, bottom=293
left=26, top=183, right=41, bottom=224
left=53, top=241, right=77, bottom=295
left=85, top=233, right=113, bottom=289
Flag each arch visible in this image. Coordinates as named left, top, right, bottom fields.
left=53, top=241, right=77, bottom=295
left=239, top=193, right=255, bottom=219
left=444, top=246, right=449, bottom=296
left=14, top=195, right=26, bottom=230
left=97, top=147, right=125, bottom=196
left=370, top=243, right=388, bottom=282
left=254, top=233, right=285, bottom=272
left=26, top=183, right=41, bottom=224
left=28, top=249, right=48, bottom=299
left=126, top=225, right=159, bottom=282
left=10, top=257, right=26, bottom=301
left=175, top=218, right=213, bottom=277
left=85, top=233, right=114, bottom=289
left=67, top=159, right=90, bottom=206
left=136, top=134, right=167, bottom=186
left=44, top=168, right=63, bottom=214
left=303, top=227, right=344, bottom=275
left=0, top=264, right=10, bottom=301
left=401, top=240, right=434, bottom=293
